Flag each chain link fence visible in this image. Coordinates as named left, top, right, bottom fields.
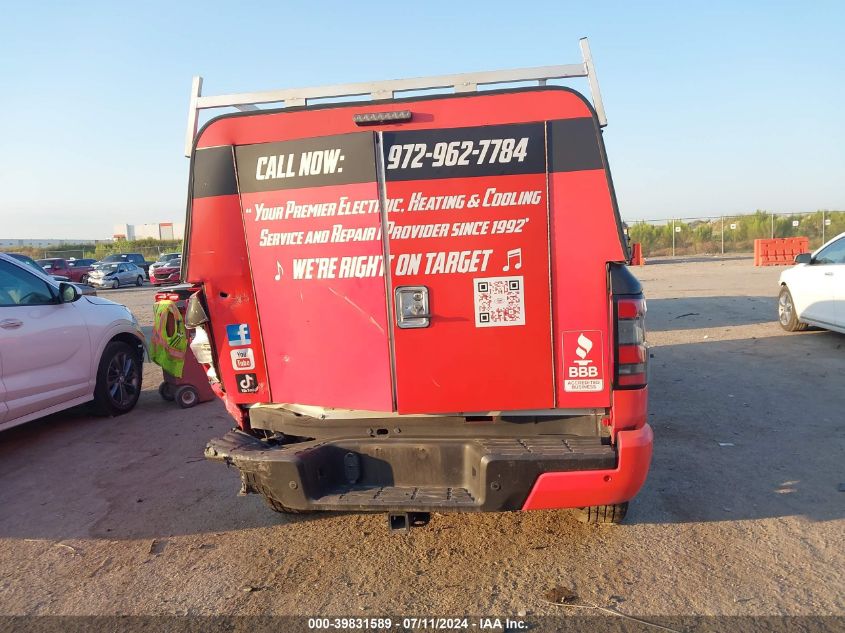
left=43, top=249, right=89, bottom=260
left=627, top=210, right=844, bottom=258
left=40, top=241, right=182, bottom=261
left=97, top=243, right=183, bottom=262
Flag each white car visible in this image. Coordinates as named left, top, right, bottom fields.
left=0, top=253, right=146, bottom=431
left=778, top=232, right=845, bottom=334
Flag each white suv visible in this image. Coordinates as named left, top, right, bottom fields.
left=0, top=253, right=146, bottom=431
left=778, top=232, right=845, bottom=334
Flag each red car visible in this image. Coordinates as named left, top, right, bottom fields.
left=36, top=258, right=96, bottom=283
left=150, top=259, right=181, bottom=286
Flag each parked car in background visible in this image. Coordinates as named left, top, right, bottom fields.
left=0, top=253, right=145, bottom=430
left=36, top=258, right=71, bottom=277
left=150, top=258, right=181, bottom=286
left=5, top=254, right=97, bottom=296
left=88, top=262, right=146, bottom=289
left=148, top=252, right=182, bottom=279
left=68, top=258, right=98, bottom=283
left=37, top=258, right=95, bottom=283
left=99, top=253, right=153, bottom=278
left=779, top=231, right=845, bottom=334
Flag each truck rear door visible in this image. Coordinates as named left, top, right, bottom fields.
left=235, top=133, right=394, bottom=411
left=381, top=125, right=554, bottom=413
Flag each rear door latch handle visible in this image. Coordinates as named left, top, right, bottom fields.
left=0, top=318, right=23, bottom=329
left=395, top=286, right=430, bottom=329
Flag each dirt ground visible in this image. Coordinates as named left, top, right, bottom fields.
left=0, top=258, right=843, bottom=623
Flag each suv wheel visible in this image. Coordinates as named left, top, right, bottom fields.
left=778, top=286, right=807, bottom=332
left=91, top=341, right=142, bottom=416
left=111, top=278, right=119, bottom=289
left=135, top=276, right=143, bottom=287
left=576, top=502, right=628, bottom=524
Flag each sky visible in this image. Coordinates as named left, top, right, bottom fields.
left=1, top=1, right=843, bottom=240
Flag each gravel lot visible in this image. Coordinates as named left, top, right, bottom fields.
left=0, top=258, right=843, bottom=624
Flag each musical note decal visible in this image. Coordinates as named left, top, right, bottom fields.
left=274, top=261, right=283, bottom=281
left=502, top=248, right=523, bottom=272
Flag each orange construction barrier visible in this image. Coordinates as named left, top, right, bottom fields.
left=630, top=242, right=645, bottom=266
left=754, top=237, right=809, bottom=266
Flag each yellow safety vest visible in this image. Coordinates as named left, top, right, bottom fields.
left=151, top=300, right=187, bottom=378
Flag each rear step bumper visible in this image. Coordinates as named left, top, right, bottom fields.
left=205, top=425, right=652, bottom=512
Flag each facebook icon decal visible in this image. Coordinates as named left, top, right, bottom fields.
left=226, top=323, right=252, bottom=347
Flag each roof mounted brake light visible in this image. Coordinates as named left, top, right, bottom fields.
left=353, top=110, right=413, bottom=126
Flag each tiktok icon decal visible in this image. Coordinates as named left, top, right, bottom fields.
left=236, top=373, right=259, bottom=394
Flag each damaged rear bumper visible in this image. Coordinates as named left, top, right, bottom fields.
left=521, top=424, right=653, bottom=510
left=205, top=425, right=653, bottom=512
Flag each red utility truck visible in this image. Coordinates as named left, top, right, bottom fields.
left=183, top=39, right=652, bottom=528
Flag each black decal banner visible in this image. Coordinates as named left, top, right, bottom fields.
left=235, top=133, right=377, bottom=193
left=382, top=123, right=545, bottom=181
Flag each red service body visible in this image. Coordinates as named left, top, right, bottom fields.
left=187, top=81, right=653, bottom=522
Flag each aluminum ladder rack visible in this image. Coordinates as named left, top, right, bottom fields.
left=185, top=37, right=606, bottom=157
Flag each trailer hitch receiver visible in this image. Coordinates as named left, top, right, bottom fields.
left=387, top=512, right=430, bottom=533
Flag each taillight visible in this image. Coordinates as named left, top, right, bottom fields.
left=615, top=296, right=648, bottom=388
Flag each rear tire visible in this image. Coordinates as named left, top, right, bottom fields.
left=778, top=286, right=807, bottom=332
left=576, top=502, right=628, bottom=524
left=136, top=276, right=143, bottom=287
left=91, top=341, right=142, bottom=416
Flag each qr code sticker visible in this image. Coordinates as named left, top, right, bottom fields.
left=474, top=276, right=525, bottom=328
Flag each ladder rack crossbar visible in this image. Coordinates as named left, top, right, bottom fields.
left=197, top=63, right=587, bottom=110
left=185, top=37, right=606, bottom=156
